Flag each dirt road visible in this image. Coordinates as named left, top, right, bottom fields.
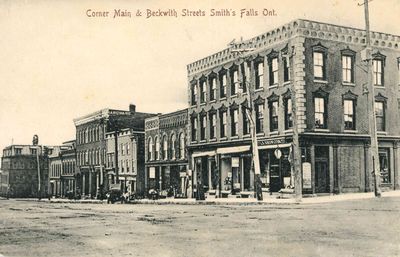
left=0, top=198, right=399, bottom=257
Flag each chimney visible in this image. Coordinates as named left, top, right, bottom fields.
left=129, top=104, right=136, bottom=114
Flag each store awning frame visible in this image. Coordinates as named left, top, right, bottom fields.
left=257, top=142, right=292, bottom=150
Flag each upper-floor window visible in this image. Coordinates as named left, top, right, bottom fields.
left=30, top=148, right=37, bottom=155
left=397, top=58, right=400, bottom=85
left=373, top=59, right=383, bottom=86
left=179, top=133, right=185, bottom=159
left=231, top=68, right=239, bottom=95
left=155, top=136, right=160, bottom=160
left=121, top=143, right=124, bottom=155
left=191, top=82, right=197, bottom=105
left=170, top=134, right=176, bottom=160
left=283, top=56, right=290, bottom=83
left=231, top=108, right=238, bottom=136
left=220, top=71, right=227, bottom=98
left=200, top=114, right=206, bottom=141
left=220, top=110, right=227, bottom=138
left=210, top=113, right=217, bottom=139
left=284, top=98, right=293, bottom=130
left=126, top=143, right=130, bottom=155
left=313, top=51, right=326, bottom=80
left=269, top=101, right=279, bottom=132
left=210, top=77, right=217, bottom=101
left=15, top=148, right=22, bottom=155
left=344, top=99, right=355, bottom=130
left=255, top=61, right=264, bottom=89
left=191, top=116, right=197, bottom=141
left=242, top=62, right=250, bottom=92
left=375, top=101, right=385, bottom=131
left=242, top=108, right=250, bottom=135
left=255, top=103, right=264, bottom=133
left=200, top=80, right=206, bottom=103
left=269, top=57, right=279, bottom=86
left=314, top=97, right=327, bottom=129
left=342, top=55, right=354, bottom=83
left=162, top=135, right=168, bottom=160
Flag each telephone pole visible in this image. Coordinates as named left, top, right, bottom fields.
left=360, top=0, right=381, bottom=197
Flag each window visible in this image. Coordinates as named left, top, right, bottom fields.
left=191, top=82, right=197, bottom=105
left=15, top=148, right=22, bottom=155
left=126, top=143, right=130, bottom=155
left=373, top=59, right=383, bottom=86
left=231, top=109, right=238, bottom=136
left=375, top=101, right=385, bottom=131
left=342, top=55, right=354, bottom=83
left=242, top=62, right=250, bottom=92
left=344, top=99, right=355, bottom=130
left=210, top=77, right=217, bottom=101
left=121, top=143, right=124, bottom=155
left=313, top=51, right=325, bottom=80
left=220, top=110, right=227, bottom=138
left=314, top=97, right=327, bottom=129
left=155, top=136, right=160, bottom=160
left=210, top=113, right=217, bottom=139
left=126, top=160, right=130, bottom=173
left=283, top=56, right=290, bottom=82
left=191, top=116, right=197, bottom=141
left=200, top=80, right=206, bottom=103
left=269, top=57, right=278, bottom=86
left=398, top=58, right=400, bottom=85
left=200, top=115, right=206, bottom=140
left=231, top=68, right=239, bottom=95
left=285, top=98, right=293, bottom=129
left=179, top=133, right=185, bottom=159
left=30, top=148, right=37, bottom=155
left=163, top=136, right=168, bottom=160
left=255, top=61, right=264, bottom=89
left=242, top=108, right=250, bottom=135
left=220, top=72, right=227, bottom=98
left=269, top=101, right=279, bottom=132
left=255, top=104, right=264, bottom=133
left=170, top=134, right=176, bottom=160
left=379, top=149, right=390, bottom=183
left=121, top=160, right=124, bottom=173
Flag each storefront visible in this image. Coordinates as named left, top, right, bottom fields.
left=146, top=164, right=189, bottom=197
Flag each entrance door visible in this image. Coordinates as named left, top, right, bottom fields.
left=315, top=160, right=329, bottom=193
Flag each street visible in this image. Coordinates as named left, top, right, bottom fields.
left=0, top=197, right=399, bottom=257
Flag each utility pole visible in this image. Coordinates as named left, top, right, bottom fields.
left=231, top=45, right=262, bottom=201
left=32, top=135, right=41, bottom=200
left=360, top=0, right=381, bottom=197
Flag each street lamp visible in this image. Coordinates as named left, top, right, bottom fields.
left=32, top=134, right=41, bottom=200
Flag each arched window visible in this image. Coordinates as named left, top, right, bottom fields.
left=179, top=133, right=185, bottom=159
left=170, top=134, right=176, bottom=160
left=155, top=136, right=160, bottom=160
left=162, top=135, right=168, bottom=160
left=147, top=137, right=153, bottom=161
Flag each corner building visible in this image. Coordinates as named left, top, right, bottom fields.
left=187, top=19, right=400, bottom=197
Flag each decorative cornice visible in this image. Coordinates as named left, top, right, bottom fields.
left=187, top=19, right=400, bottom=77
left=267, top=92, right=280, bottom=102
left=313, top=87, right=329, bottom=98
left=375, top=93, right=388, bottom=103
left=342, top=90, right=358, bottom=101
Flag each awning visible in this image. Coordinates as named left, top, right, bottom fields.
left=258, top=143, right=292, bottom=150
left=216, top=145, right=250, bottom=154
left=192, top=150, right=216, bottom=158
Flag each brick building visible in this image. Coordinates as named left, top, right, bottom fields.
left=105, top=128, right=146, bottom=196
left=1, top=145, right=50, bottom=198
left=186, top=19, right=400, bottom=198
left=74, top=104, right=155, bottom=199
left=145, top=109, right=190, bottom=197
left=48, top=140, right=76, bottom=198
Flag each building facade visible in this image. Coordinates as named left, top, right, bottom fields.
left=105, top=129, right=145, bottom=196
left=74, top=104, right=155, bottom=199
left=48, top=140, right=76, bottom=198
left=1, top=145, right=49, bottom=198
left=145, top=109, right=190, bottom=197
left=186, top=19, right=400, bottom=198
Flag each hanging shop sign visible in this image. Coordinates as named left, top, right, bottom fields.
left=232, top=157, right=240, bottom=168
left=274, top=149, right=282, bottom=159
left=149, top=167, right=156, bottom=179
left=302, top=162, right=312, bottom=189
left=258, top=138, right=287, bottom=146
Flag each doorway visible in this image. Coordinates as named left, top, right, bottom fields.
left=315, top=146, right=329, bottom=193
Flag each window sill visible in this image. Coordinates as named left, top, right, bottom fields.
left=219, top=97, right=227, bottom=101
left=314, top=128, right=330, bottom=132
left=200, top=103, right=206, bottom=106
left=209, top=100, right=216, bottom=104
left=344, top=130, right=358, bottom=133
left=284, top=129, right=293, bottom=134
left=314, top=79, right=328, bottom=84
left=269, top=84, right=278, bottom=89
left=342, top=82, right=355, bottom=87
left=283, top=81, right=291, bottom=86
left=220, top=137, right=228, bottom=141
left=377, top=131, right=387, bottom=135
left=209, top=138, right=217, bottom=142
left=231, top=136, right=239, bottom=140
left=374, top=85, right=385, bottom=89
left=255, top=88, right=264, bottom=92
left=269, top=131, right=279, bottom=136
left=231, top=94, right=238, bottom=98
left=256, top=132, right=265, bottom=137
left=200, top=140, right=207, bottom=143
left=243, top=134, right=251, bottom=138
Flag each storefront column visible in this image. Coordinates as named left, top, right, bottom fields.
left=394, top=141, right=399, bottom=190
left=82, top=174, right=86, bottom=198
left=310, top=145, right=316, bottom=195
left=208, top=159, right=212, bottom=190
left=96, top=172, right=99, bottom=198
left=364, top=142, right=370, bottom=192
left=240, top=157, right=244, bottom=191
left=88, top=169, right=92, bottom=198
left=329, top=145, right=334, bottom=194
left=333, top=143, right=339, bottom=194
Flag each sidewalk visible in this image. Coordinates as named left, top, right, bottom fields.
left=11, top=190, right=400, bottom=205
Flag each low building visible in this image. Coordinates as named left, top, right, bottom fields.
left=1, top=145, right=49, bottom=198
left=145, top=109, right=190, bottom=197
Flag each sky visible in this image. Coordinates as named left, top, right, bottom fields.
left=0, top=0, right=399, bottom=155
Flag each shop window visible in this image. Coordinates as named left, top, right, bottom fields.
left=379, top=148, right=390, bottom=183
